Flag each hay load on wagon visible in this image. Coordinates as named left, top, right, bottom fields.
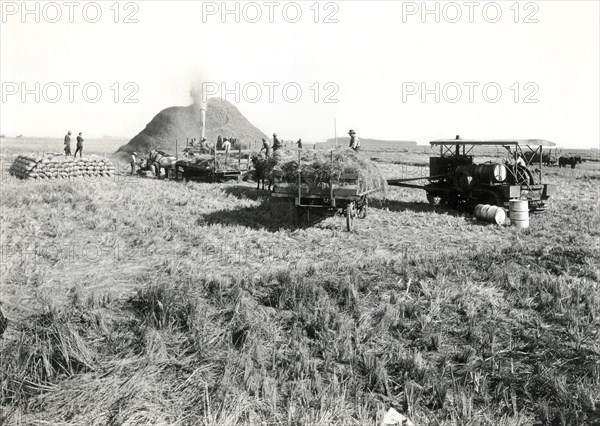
left=9, top=154, right=116, bottom=180
left=268, top=148, right=387, bottom=231
left=266, top=148, right=387, bottom=194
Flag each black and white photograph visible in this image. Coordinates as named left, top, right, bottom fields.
left=1, top=1, right=599, bottom=424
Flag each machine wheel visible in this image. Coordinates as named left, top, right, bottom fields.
left=516, top=165, right=536, bottom=185
left=346, top=203, right=354, bottom=231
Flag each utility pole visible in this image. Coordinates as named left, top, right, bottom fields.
left=334, top=117, right=338, bottom=149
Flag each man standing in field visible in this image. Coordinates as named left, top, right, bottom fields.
left=297, top=139, right=303, bottom=149
left=74, top=132, right=84, bottom=158
left=64, top=131, right=72, bottom=156
left=348, top=130, right=360, bottom=151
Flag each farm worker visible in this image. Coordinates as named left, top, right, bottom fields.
left=222, top=138, right=231, bottom=164
left=216, top=135, right=223, bottom=150
left=74, top=132, right=84, bottom=158
left=272, top=133, right=283, bottom=152
left=222, top=138, right=231, bottom=153
left=348, top=130, right=360, bottom=151
left=131, top=152, right=137, bottom=175
left=515, top=153, right=526, bottom=168
left=297, top=139, right=303, bottom=149
left=260, top=138, right=272, bottom=158
left=64, top=131, right=72, bottom=156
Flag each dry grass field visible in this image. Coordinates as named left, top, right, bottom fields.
left=1, top=138, right=599, bottom=425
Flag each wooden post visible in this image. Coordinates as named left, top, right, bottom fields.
left=330, top=150, right=334, bottom=206
left=539, top=146, right=543, bottom=182
left=334, top=117, right=338, bottom=149
left=297, top=149, right=302, bottom=204
left=238, top=146, right=241, bottom=171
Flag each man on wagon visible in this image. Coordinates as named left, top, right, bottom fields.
left=348, top=130, right=360, bottom=151
left=222, top=138, right=231, bottom=165
left=260, top=138, right=272, bottom=158
left=272, top=133, right=283, bottom=152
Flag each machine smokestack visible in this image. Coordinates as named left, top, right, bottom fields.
left=200, top=105, right=206, bottom=140
left=189, top=71, right=210, bottom=140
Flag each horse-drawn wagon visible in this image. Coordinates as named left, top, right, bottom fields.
left=270, top=150, right=383, bottom=231
left=174, top=146, right=252, bottom=182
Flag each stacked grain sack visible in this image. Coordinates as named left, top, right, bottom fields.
left=9, top=153, right=117, bottom=180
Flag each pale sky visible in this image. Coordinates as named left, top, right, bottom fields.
left=1, top=0, right=598, bottom=148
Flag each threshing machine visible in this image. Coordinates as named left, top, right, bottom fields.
left=387, top=138, right=556, bottom=212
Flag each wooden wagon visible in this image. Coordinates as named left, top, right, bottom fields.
left=270, top=151, right=380, bottom=231
left=174, top=147, right=252, bottom=182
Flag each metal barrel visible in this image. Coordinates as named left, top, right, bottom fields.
left=474, top=164, right=507, bottom=182
left=475, top=204, right=506, bottom=225
left=509, top=199, right=529, bottom=228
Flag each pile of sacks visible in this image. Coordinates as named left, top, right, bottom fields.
left=9, top=153, right=117, bottom=180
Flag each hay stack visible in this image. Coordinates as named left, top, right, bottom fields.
left=116, top=98, right=267, bottom=159
left=267, top=148, right=387, bottom=193
left=9, top=154, right=116, bottom=180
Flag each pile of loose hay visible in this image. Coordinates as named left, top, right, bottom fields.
left=116, top=98, right=268, bottom=159
left=266, top=148, right=387, bottom=193
left=9, top=154, right=116, bottom=180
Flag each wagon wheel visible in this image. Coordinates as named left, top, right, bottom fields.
left=346, top=203, right=355, bottom=232
left=357, top=197, right=368, bottom=219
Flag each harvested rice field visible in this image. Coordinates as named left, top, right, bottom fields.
left=1, top=137, right=599, bottom=425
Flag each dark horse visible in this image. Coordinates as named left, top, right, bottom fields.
left=523, top=152, right=554, bottom=166
left=251, top=154, right=272, bottom=190
left=558, top=155, right=582, bottom=169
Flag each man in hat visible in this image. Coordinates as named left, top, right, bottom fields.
left=260, top=138, right=272, bottom=158
left=272, top=133, right=283, bottom=152
left=297, top=139, right=303, bottom=149
left=131, top=152, right=138, bottom=175
left=64, top=131, right=72, bottom=156
left=348, top=130, right=360, bottom=151
left=74, top=132, right=84, bottom=158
